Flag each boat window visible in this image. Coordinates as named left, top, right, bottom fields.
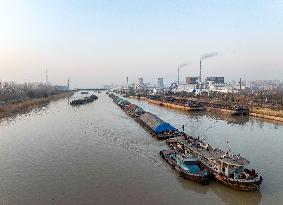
left=184, top=160, right=195, bottom=166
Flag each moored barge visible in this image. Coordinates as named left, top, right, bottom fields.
left=166, top=136, right=263, bottom=191
left=206, top=102, right=249, bottom=116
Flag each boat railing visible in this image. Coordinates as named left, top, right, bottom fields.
left=227, top=177, right=261, bottom=183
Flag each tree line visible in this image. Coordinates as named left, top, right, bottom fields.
left=0, top=81, right=65, bottom=103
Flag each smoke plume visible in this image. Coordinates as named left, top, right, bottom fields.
left=178, top=63, right=187, bottom=68
left=200, top=52, right=218, bottom=60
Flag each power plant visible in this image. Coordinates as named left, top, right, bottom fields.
left=122, top=52, right=223, bottom=94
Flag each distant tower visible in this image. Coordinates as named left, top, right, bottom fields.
left=158, top=78, right=164, bottom=88
left=45, top=69, right=48, bottom=85
left=138, top=78, right=143, bottom=85
left=136, top=78, right=145, bottom=91
left=239, top=78, right=242, bottom=91
left=126, top=76, right=129, bottom=89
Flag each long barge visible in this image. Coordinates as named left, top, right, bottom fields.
left=70, top=94, right=98, bottom=105
left=109, top=93, right=179, bottom=140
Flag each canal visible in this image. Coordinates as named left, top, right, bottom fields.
left=0, top=92, right=282, bottom=205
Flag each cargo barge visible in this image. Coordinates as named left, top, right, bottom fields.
left=109, top=93, right=178, bottom=140
left=166, top=136, right=262, bottom=191
left=70, top=94, right=98, bottom=105
left=207, top=102, right=249, bottom=116
left=145, top=96, right=207, bottom=111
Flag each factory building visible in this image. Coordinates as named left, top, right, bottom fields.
left=205, top=77, right=224, bottom=84
left=135, top=78, right=146, bottom=91
left=157, top=78, right=164, bottom=88
left=186, top=77, right=199, bottom=84
left=137, top=78, right=144, bottom=85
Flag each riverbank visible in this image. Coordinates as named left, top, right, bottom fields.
left=250, top=107, right=283, bottom=122
left=0, top=91, right=74, bottom=119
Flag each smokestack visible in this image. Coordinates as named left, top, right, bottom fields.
left=199, top=61, right=202, bottom=83
left=177, top=63, right=187, bottom=85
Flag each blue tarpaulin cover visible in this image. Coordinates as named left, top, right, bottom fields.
left=154, top=123, right=177, bottom=134
left=139, top=112, right=177, bottom=134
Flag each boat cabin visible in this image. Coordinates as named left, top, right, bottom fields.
left=219, top=157, right=248, bottom=178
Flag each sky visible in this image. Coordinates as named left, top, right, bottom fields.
left=0, top=0, right=282, bottom=88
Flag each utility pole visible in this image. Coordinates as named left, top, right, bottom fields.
left=67, top=78, right=70, bottom=91
left=45, top=69, right=48, bottom=85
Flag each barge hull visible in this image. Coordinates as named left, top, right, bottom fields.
left=215, top=175, right=262, bottom=191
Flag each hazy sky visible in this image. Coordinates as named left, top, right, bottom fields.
left=0, top=0, right=282, bottom=88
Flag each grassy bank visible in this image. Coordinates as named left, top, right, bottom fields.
left=250, top=107, right=283, bottom=122
left=0, top=91, right=74, bottom=119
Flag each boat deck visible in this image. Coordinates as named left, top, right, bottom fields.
left=175, top=136, right=250, bottom=167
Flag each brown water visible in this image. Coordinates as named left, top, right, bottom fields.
left=0, top=92, right=282, bottom=205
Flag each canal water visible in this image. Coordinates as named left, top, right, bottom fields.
left=0, top=92, right=282, bottom=205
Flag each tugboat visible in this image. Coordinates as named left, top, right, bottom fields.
left=160, top=149, right=209, bottom=185
left=166, top=136, right=263, bottom=191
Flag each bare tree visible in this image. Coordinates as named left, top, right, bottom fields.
left=0, top=81, right=64, bottom=103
